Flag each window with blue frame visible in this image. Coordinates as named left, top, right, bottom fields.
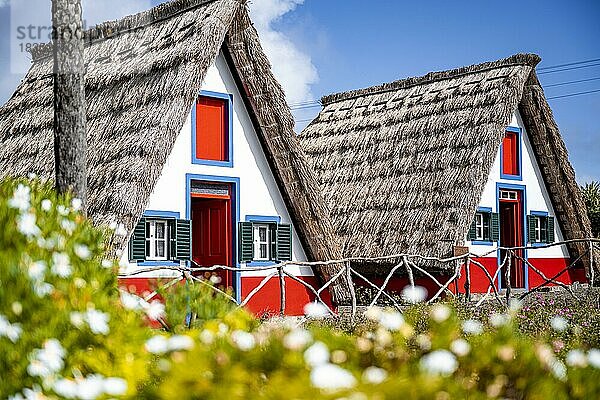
left=129, top=212, right=192, bottom=263
left=239, top=216, right=292, bottom=263
left=500, top=127, right=522, bottom=180
left=192, top=91, right=233, bottom=167
left=527, top=212, right=555, bottom=244
left=468, top=208, right=499, bottom=244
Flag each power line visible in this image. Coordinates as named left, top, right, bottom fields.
left=544, top=76, right=600, bottom=88
left=538, top=58, right=600, bottom=71
left=547, top=88, right=600, bottom=100
left=289, top=103, right=322, bottom=111
left=538, top=61, right=600, bottom=75
left=288, top=100, right=320, bottom=107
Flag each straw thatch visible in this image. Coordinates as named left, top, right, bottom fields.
left=0, top=0, right=348, bottom=300
left=301, top=53, right=593, bottom=274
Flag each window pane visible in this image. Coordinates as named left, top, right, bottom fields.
left=156, top=222, right=165, bottom=239
left=260, top=244, right=268, bottom=259
left=156, top=241, right=165, bottom=257
left=259, top=227, right=267, bottom=242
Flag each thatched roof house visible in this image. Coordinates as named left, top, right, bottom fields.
left=0, top=0, right=349, bottom=304
left=301, top=53, right=593, bottom=275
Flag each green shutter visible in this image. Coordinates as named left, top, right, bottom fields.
left=547, top=216, right=555, bottom=243
left=174, top=219, right=192, bottom=260
left=275, top=224, right=292, bottom=261
left=467, top=218, right=477, bottom=241
left=527, top=215, right=537, bottom=243
left=490, top=213, right=500, bottom=242
left=239, top=222, right=254, bottom=262
left=129, top=217, right=146, bottom=261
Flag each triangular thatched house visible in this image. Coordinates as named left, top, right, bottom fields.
left=301, top=53, right=593, bottom=293
left=0, top=0, right=347, bottom=313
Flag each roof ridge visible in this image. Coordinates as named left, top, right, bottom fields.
left=321, top=53, right=541, bottom=106
left=30, top=0, right=243, bottom=62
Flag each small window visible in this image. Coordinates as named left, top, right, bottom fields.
left=499, top=190, right=518, bottom=200
left=468, top=210, right=499, bottom=243
left=253, top=224, right=272, bottom=261
left=146, top=220, right=169, bottom=261
left=528, top=214, right=555, bottom=244
left=239, top=221, right=292, bottom=263
left=129, top=216, right=192, bottom=263
left=501, top=130, right=520, bottom=177
left=194, top=94, right=230, bottom=163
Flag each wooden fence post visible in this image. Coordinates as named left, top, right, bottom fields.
left=346, top=262, right=357, bottom=322
left=505, top=250, right=512, bottom=305
left=464, top=257, right=471, bottom=303
left=278, top=266, right=286, bottom=316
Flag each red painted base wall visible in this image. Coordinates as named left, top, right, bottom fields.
left=118, top=276, right=332, bottom=318
left=455, top=257, right=587, bottom=293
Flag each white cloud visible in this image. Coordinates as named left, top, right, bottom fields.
left=248, top=0, right=318, bottom=104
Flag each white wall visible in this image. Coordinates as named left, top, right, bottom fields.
left=469, top=110, right=569, bottom=259
left=119, top=51, right=310, bottom=278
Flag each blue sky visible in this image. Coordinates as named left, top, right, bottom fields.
left=0, top=0, right=598, bottom=182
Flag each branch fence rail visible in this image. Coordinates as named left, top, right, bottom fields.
left=118, top=239, right=600, bottom=319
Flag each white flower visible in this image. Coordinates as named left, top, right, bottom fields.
left=462, top=319, right=483, bottom=335
left=22, top=386, right=46, bottom=400
left=364, top=307, right=382, bottom=321
left=378, top=310, right=404, bottom=331
left=304, top=302, right=329, bottom=319
left=231, top=330, right=255, bottom=351
left=304, top=341, right=330, bottom=367
left=420, top=349, right=458, bottom=376
left=145, top=335, right=169, bottom=354
left=103, top=377, right=128, bottom=396
left=310, top=364, right=356, bottom=391
left=430, top=304, right=451, bottom=323
left=51, top=252, right=71, bottom=278
left=70, top=312, right=85, bottom=328
left=57, top=205, right=69, bottom=216
left=18, top=213, right=41, bottom=237
left=489, top=313, right=510, bottom=327
left=61, top=219, right=76, bottom=234
left=551, top=316, right=568, bottom=332
left=450, top=339, right=471, bottom=357
left=71, top=198, right=83, bottom=211
left=33, top=281, right=54, bottom=297
left=101, top=259, right=113, bottom=269
left=588, top=349, right=600, bottom=368
left=9, top=184, right=31, bottom=211
left=28, top=261, right=46, bottom=281
left=144, top=300, right=165, bottom=321
left=509, top=298, right=523, bottom=312
left=362, top=366, right=388, bottom=384
left=85, top=309, right=110, bottom=335
left=27, top=359, right=51, bottom=378
left=566, top=349, right=587, bottom=368
left=401, top=285, right=427, bottom=303
left=77, top=374, right=105, bottom=400
left=0, top=315, right=22, bottom=343
left=200, top=330, right=215, bottom=345
left=209, top=275, right=222, bottom=284
left=120, top=292, right=143, bottom=311
left=114, top=223, right=128, bottom=237
left=283, top=329, right=313, bottom=350
left=74, top=244, right=91, bottom=260
left=168, top=335, right=195, bottom=351
left=53, top=378, right=78, bottom=398
left=550, top=359, right=567, bottom=381
left=8, top=393, right=25, bottom=400
left=41, top=199, right=52, bottom=212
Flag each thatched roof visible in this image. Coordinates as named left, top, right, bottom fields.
left=0, top=0, right=342, bottom=273
left=301, top=53, right=593, bottom=272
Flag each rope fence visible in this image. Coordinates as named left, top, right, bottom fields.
left=118, top=238, right=600, bottom=318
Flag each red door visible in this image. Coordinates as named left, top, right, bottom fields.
left=191, top=198, right=232, bottom=289
left=499, top=191, right=525, bottom=289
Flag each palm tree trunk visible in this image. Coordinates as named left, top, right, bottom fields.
left=52, top=0, right=87, bottom=210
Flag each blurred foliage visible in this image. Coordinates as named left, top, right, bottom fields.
left=2, top=179, right=600, bottom=399
left=581, top=181, right=600, bottom=237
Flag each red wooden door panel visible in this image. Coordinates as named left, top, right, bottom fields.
left=502, top=132, right=519, bottom=176
left=499, top=193, right=525, bottom=288
left=191, top=198, right=232, bottom=287
left=196, top=97, right=227, bottom=161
